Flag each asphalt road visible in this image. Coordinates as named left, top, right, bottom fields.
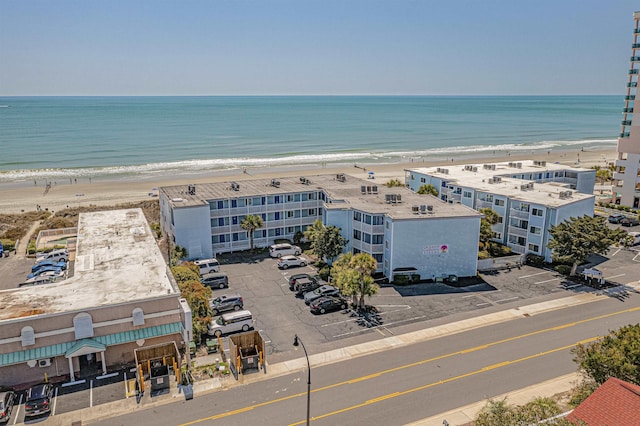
left=91, top=288, right=640, bottom=426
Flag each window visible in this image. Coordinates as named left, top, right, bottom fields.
left=353, top=230, right=362, bottom=240
left=372, top=235, right=384, bottom=244
left=373, top=216, right=384, bottom=225
left=385, top=241, right=389, bottom=249
left=286, top=210, right=295, bottom=218
left=463, top=191, right=472, bottom=198
left=519, top=203, right=530, bottom=212
left=528, top=243, right=539, bottom=252
left=486, top=194, right=494, bottom=202
left=364, top=214, right=372, bottom=225
left=353, top=211, right=362, bottom=222
left=497, top=216, right=503, bottom=224
left=308, top=208, right=316, bottom=216
left=386, top=221, right=390, bottom=229
left=373, top=253, right=383, bottom=262
left=132, top=308, right=145, bottom=326
left=231, top=199, right=237, bottom=208
left=532, top=208, right=543, bottom=217
left=232, top=216, right=238, bottom=225
left=363, top=233, right=371, bottom=243
left=420, top=177, right=426, bottom=183
left=73, top=313, right=94, bottom=339
left=21, top=326, right=35, bottom=347
left=494, top=199, right=505, bottom=207
left=529, top=226, right=541, bottom=235
left=494, top=232, right=502, bottom=239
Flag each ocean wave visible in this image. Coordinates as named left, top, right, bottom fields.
left=0, top=138, right=617, bottom=183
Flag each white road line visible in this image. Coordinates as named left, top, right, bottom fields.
left=124, top=372, right=128, bottom=397
left=611, top=248, right=622, bottom=257
left=320, top=306, right=410, bottom=328
left=607, top=273, right=626, bottom=280
left=90, top=379, right=93, bottom=407
left=476, top=302, right=491, bottom=307
left=535, top=278, right=560, bottom=284
left=12, top=394, right=23, bottom=425
left=564, top=284, right=582, bottom=289
left=519, top=271, right=548, bottom=279
left=494, top=297, right=519, bottom=303
left=634, top=252, right=640, bottom=262
left=52, top=386, right=59, bottom=416
left=461, top=294, right=477, bottom=299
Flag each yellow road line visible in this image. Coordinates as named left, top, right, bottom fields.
left=180, top=306, right=639, bottom=426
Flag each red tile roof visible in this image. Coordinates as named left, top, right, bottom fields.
left=567, top=377, right=640, bottom=425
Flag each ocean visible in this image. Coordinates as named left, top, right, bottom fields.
left=0, top=96, right=621, bottom=183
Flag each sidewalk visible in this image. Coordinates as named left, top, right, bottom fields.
left=38, top=291, right=613, bottom=426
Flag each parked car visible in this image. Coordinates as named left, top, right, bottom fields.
left=295, top=277, right=322, bottom=296
left=201, top=273, right=229, bottom=289
left=210, top=294, right=244, bottom=315
left=194, top=258, right=220, bottom=275
left=304, top=285, right=340, bottom=305
left=35, top=249, right=69, bottom=264
left=207, top=310, right=254, bottom=337
left=277, top=255, right=307, bottom=269
left=310, top=296, right=348, bottom=314
left=0, top=391, right=16, bottom=424
left=628, top=231, right=640, bottom=246
left=288, top=273, right=319, bottom=291
left=269, top=243, right=301, bottom=258
left=20, top=275, right=58, bottom=287
left=608, top=213, right=626, bottom=224
left=24, top=384, right=54, bottom=418
left=31, top=260, right=67, bottom=273
left=27, top=266, right=63, bottom=279
left=620, top=217, right=640, bottom=227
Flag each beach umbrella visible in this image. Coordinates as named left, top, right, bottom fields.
left=368, top=171, right=374, bottom=175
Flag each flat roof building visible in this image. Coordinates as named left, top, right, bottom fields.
left=405, top=161, right=596, bottom=261
left=0, top=208, right=188, bottom=386
left=160, top=174, right=483, bottom=281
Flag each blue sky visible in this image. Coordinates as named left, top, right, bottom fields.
left=1, top=1, right=639, bottom=95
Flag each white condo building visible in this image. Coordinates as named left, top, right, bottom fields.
left=614, top=10, right=640, bottom=209
left=159, top=174, right=482, bottom=281
left=405, top=160, right=596, bottom=261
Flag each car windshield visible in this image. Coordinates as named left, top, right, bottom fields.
left=0, top=401, right=4, bottom=410
left=215, top=317, right=224, bottom=325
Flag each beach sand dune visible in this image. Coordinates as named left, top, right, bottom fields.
left=0, top=149, right=615, bottom=214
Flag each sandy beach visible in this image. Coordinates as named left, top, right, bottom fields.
left=0, top=148, right=616, bottom=215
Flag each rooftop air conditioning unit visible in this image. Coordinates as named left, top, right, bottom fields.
left=520, top=184, right=528, bottom=191
left=385, top=194, right=392, bottom=204
left=231, top=182, right=240, bottom=191
left=396, top=194, right=402, bottom=203
left=411, top=205, right=420, bottom=214
left=187, top=184, right=196, bottom=195
left=472, top=167, right=478, bottom=172
left=361, top=185, right=367, bottom=194
left=38, top=358, right=51, bottom=368
left=372, top=185, right=378, bottom=194
left=436, top=168, right=442, bottom=173
left=493, top=176, right=502, bottom=183
left=487, top=178, right=494, bottom=184
left=419, top=205, right=427, bottom=214
left=427, top=205, right=434, bottom=213
left=337, top=173, right=346, bottom=182
left=442, top=169, right=449, bottom=174
left=516, top=162, right=522, bottom=168
left=271, top=179, right=280, bottom=188
left=508, top=162, right=515, bottom=167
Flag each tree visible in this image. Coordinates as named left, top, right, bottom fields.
left=240, top=214, right=264, bottom=251
left=315, top=227, right=347, bottom=263
left=385, top=178, right=404, bottom=188
left=572, top=323, right=640, bottom=386
left=170, top=264, right=212, bottom=344
left=547, top=215, right=628, bottom=276
left=479, top=208, right=500, bottom=246
left=416, top=184, right=438, bottom=196
left=332, top=252, right=379, bottom=308
left=303, top=219, right=324, bottom=246
left=475, top=397, right=574, bottom=426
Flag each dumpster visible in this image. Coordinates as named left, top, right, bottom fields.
left=149, top=362, right=170, bottom=394
left=228, top=331, right=266, bottom=375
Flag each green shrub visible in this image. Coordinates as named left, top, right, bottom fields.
left=393, top=275, right=410, bottom=285
left=554, top=264, right=572, bottom=276
left=318, top=265, right=331, bottom=281
left=478, top=250, right=491, bottom=260
left=27, top=241, right=37, bottom=255
left=293, top=231, right=304, bottom=245
left=410, top=274, right=421, bottom=283
left=273, top=238, right=292, bottom=245
left=525, top=253, right=545, bottom=268
left=0, top=239, right=15, bottom=252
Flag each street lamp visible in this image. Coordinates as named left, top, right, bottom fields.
left=293, top=334, right=311, bottom=426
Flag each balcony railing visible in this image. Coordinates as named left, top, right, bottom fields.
left=631, top=57, right=640, bottom=62
left=635, top=29, right=640, bottom=34
left=634, top=43, right=640, bottom=48
left=476, top=200, right=494, bottom=210
left=628, top=82, right=638, bottom=87
left=621, top=132, right=631, bottom=138
left=510, top=208, right=530, bottom=220
left=622, top=120, right=633, bottom=126
left=630, top=69, right=640, bottom=74
left=626, top=95, right=636, bottom=100
left=623, top=107, right=635, bottom=113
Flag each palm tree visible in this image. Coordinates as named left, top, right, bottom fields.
left=417, top=184, right=438, bottom=196
left=240, top=214, right=264, bottom=252
left=349, top=253, right=378, bottom=308
left=303, top=219, right=324, bottom=245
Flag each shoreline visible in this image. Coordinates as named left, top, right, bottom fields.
left=0, top=147, right=616, bottom=214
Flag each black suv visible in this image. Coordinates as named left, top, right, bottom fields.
left=289, top=273, right=319, bottom=291
left=24, top=384, right=54, bottom=418
left=210, top=294, right=243, bottom=315
left=295, top=278, right=322, bottom=296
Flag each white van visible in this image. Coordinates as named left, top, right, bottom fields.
left=35, top=249, right=69, bottom=264
left=194, top=258, right=220, bottom=275
left=207, top=310, right=254, bottom=337
left=269, top=243, right=301, bottom=258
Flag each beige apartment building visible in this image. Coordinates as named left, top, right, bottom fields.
left=0, top=208, right=190, bottom=386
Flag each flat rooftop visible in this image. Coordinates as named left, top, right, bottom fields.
left=160, top=173, right=482, bottom=220
left=406, top=161, right=594, bottom=207
left=0, top=208, right=178, bottom=322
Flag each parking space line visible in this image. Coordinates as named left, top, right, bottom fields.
left=611, top=248, right=622, bottom=257
left=90, top=379, right=93, bottom=407
left=476, top=302, right=491, bottom=307
left=52, top=386, right=59, bottom=416
left=519, top=271, right=548, bottom=279
left=320, top=306, right=411, bottom=328
left=535, top=278, right=560, bottom=284
left=12, top=394, right=23, bottom=425
left=564, top=284, right=581, bottom=289
left=607, top=273, right=626, bottom=280
left=333, top=314, right=429, bottom=338
left=635, top=252, right=640, bottom=262
left=494, top=297, right=518, bottom=304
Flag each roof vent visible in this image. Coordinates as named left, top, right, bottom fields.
left=270, top=179, right=280, bottom=188
left=187, top=184, right=196, bottom=195
left=299, top=177, right=310, bottom=185
left=230, top=182, right=240, bottom=191
left=336, top=173, right=346, bottom=182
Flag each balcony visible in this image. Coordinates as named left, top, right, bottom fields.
left=623, top=107, right=635, bottom=113
left=631, top=57, right=640, bottom=62
left=634, top=43, right=640, bottom=48
left=630, top=69, right=639, bottom=74
left=626, top=95, right=636, bottom=100
left=628, top=82, right=638, bottom=88
left=635, top=29, right=640, bottom=34
left=622, top=120, right=633, bottom=126
left=620, top=132, right=631, bottom=138
left=476, top=199, right=494, bottom=210
left=509, top=245, right=526, bottom=255
left=510, top=208, right=530, bottom=220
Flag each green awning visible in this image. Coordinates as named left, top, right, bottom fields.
left=0, top=322, right=183, bottom=367
left=65, top=338, right=106, bottom=358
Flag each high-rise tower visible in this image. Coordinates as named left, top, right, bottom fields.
left=615, top=11, right=640, bottom=208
